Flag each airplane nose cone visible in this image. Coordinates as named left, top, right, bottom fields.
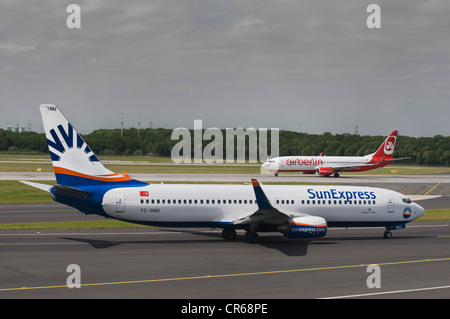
left=415, top=203, right=426, bottom=220
left=262, top=162, right=270, bottom=169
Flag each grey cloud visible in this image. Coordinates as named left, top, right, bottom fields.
left=0, top=0, right=449, bottom=137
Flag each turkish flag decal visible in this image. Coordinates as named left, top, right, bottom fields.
left=140, top=191, right=149, bottom=196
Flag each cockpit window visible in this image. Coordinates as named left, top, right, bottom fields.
left=402, top=198, right=412, bottom=204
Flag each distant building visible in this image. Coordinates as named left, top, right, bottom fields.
left=4, top=123, right=26, bottom=132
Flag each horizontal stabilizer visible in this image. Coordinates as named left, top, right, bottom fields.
left=53, top=184, right=90, bottom=198
left=383, top=157, right=412, bottom=162
left=19, top=181, right=52, bottom=192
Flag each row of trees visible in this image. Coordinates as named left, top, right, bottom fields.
left=1, top=127, right=449, bottom=166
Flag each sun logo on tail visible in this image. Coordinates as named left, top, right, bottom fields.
left=47, top=123, right=99, bottom=162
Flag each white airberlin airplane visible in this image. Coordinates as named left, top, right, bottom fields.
left=21, top=105, right=425, bottom=242
left=262, top=130, right=409, bottom=177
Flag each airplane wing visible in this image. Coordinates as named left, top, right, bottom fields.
left=383, top=157, right=412, bottom=162
left=232, top=179, right=294, bottom=225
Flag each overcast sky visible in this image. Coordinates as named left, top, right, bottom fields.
left=1, top=0, right=449, bottom=137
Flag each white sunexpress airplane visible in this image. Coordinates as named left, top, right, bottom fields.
left=262, top=130, right=409, bottom=177
left=21, top=105, right=425, bottom=242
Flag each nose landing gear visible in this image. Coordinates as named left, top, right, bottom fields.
left=383, top=224, right=405, bottom=239
left=383, top=230, right=393, bottom=239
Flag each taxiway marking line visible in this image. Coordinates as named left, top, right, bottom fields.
left=322, top=284, right=450, bottom=299
left=1, top=257, right=450, bottom=292
left=424, top=182, right=441, bottom=195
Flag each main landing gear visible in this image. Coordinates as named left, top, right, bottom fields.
left=221, top=228, right=260, bottom=243
left=244, top=231, right=260, bottom=244
left=221, top=228, right=237, bottom=240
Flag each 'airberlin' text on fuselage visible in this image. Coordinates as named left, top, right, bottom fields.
left=307, top=189, right=376, bottom=202
left=286, top=158, right=324, bottom=166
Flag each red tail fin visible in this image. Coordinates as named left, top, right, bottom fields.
left=371, top=130, right=398, bottom=160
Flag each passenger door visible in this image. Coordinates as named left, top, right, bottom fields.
left=387, top=197, right=394, bottom=214
left=116, top=193, right=125, bottom=212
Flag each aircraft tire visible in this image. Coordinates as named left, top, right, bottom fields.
left=222, top=228, right=237, bottom=240
left=383, top=231, right=392, bottom=239
left=245, top=231, right=260, bottom=244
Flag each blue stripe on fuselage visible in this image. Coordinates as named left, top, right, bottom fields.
left=51, top=181, right=148, bottom=216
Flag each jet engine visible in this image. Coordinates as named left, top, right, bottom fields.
left=283, top=216, right=327, bottom=238
left=317, top=167, right=334, bottom=176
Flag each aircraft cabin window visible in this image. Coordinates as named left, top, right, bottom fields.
left=146, top=199, right=149, bottom=204
left=140, top=199, right=144, bottom=204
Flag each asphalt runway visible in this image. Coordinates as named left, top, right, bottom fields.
left=1, top=173, right=449, bottom=301
left=0, top=224, right=449, bottom=300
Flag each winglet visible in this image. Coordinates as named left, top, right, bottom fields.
left=251, top=178, right=274, bottom=210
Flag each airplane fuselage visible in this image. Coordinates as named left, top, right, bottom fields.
left=95, top=184, right=423, bottom=230
left=262, top=155, right=390, bottom=175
